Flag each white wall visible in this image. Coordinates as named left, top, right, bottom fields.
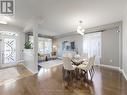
left=23, top=49, right=35, bottom=73
left=23, top=24, right=38, bottom=74
left=16, top=31, right=25, bottom=61
left=57, top=34, right=83, bottom=57
left=122, top=7, right=127, bottom=80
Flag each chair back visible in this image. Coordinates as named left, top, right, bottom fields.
left=63, top=57, right=74, bottom=70
left=51, top=52, right=56, bottom=56
left=81, top=53, right=88, bottom=58
left=89, top=56, right=95, bottom=66
left=86, top=56, right=95, bottom=70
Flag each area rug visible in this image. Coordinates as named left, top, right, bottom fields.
left=39, top=59, right=63, bottom=69
left=0, top=68, right=20, bottom=86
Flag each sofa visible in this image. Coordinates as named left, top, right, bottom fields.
left=38, top=53, right=50, bottom=62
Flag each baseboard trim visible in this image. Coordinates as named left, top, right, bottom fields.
left=21, top=63, right=37, bottom=74
left=121, top=70, right=127, bottom=81
left=96, top=64, right=120, bottom=70
left=96, top=64, right=127, bottom=81
left=17, top=60, right=24, bottom=63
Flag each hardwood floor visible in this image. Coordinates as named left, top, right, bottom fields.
left=0, top=64, right=33, bottom=86
left=0, top=65, right=126, bottom=95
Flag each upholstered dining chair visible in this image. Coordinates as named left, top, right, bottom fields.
left=90, top=56, right=96, bottom=73
left=62, top=57, right=76, bottom=81
left=80, top=53, right=89, bottom=65
left=78, top=56, right=96, bottom=80
left=81, top=53, right=88, bottom=60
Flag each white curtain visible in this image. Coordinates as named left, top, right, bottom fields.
left=83, top=32, right=101, bottom=65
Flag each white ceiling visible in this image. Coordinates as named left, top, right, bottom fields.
left=5, top=0, right=127, bottom=36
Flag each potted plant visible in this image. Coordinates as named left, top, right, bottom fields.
left=23, top=41, right=33, bottom=56
left=24, top=41, right=32, bottom=49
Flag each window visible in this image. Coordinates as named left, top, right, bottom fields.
left=29, top=36, right=52, bottom=54
left=83, top=32, right=101, bottom=64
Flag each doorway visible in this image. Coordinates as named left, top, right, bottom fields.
left=0, top=36, right=16, bottom=68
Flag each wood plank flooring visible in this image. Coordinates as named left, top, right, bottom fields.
left=0, top=65, right=126, bottom=95
left=0, top=64, right=33, bottom=86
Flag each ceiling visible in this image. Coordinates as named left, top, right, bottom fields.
left=4, top=0, right=127, bottom=36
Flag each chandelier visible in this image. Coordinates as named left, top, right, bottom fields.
left=77, top=20, right=85, bottom=35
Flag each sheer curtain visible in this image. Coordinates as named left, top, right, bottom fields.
left=37, top=38, right=52, bottom=54
left=29, top=36, right=52, bottom=54
left=83, top=32, right=101, bottom=65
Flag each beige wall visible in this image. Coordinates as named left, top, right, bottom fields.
left=101, top=28, right=120, bottom=67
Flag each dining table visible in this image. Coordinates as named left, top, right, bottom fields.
left=71, top=57, right=85, bottom=80
left=71, top=58, right=84, bottom=66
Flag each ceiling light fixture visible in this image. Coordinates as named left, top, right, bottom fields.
left=77, top=20, right=85, bottom=35
left=0, top=21, right=7, bottom=24
left=0, top=16, right=11, bottom=25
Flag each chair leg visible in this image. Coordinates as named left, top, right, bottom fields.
left=62, top=67, right=65, bottom=80
left=89, top=68, right=95, bottom=80
left=68, top=71, right=71, bottom=81
left=65, top=70, right=70, bottom=81
left=92, top=66, right=95, bottom=78
left=81, top=70, right=88, bottom=81
left=68, top=70, right=76, bottom=86
left=92, top=66, right=95, bottom=74
left=70, top=71, right=73, bottom=80
left=89, top=70, right=93, bottom=80
left=86, top=72, right=88, bottom=80
left=68, top=70, right=75, bottom=81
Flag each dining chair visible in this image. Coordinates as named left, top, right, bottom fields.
left=80, top=53, right=89, bottom=65
left=91, top=56, right=96, bottom=74
left=78, top=56, right=95, bottom=80
left=62, top=57, right=76, bottom=81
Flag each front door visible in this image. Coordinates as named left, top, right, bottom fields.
left=0, top=37, right=16, bottom=67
